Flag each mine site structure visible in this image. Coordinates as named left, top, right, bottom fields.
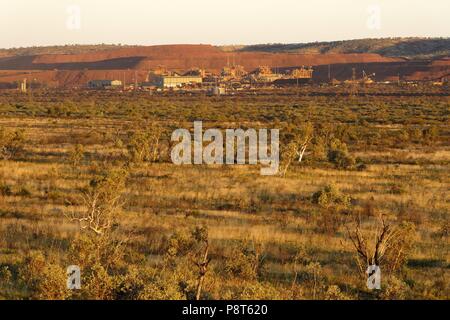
left=26, top=53, right=447, bottom=96
left=19, top=78, right=27, bottom=93
left=0, top=40, right=447, bottom=95
left=80, top=63, right=314, bottom=95
left=246, top=66, right=279, bottom=87
left=252, top=66, right=282, bottom=84
left=345, top=68, right=376, bottom=96
left=349, top=67, right=358, bottom=96
left=18, top=77, right=39, bottom=102
left=246, top=65, right=314, bottom=88
left=362, top=70, right=376, bottom=85
left=221, top=64, right=247, bottom=81
left=290, top=66, right=314, bottom=79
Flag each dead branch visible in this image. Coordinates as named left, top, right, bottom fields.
left=346, top=215, right=395, bottom=269
left=195, top=241, right=211, bottom=300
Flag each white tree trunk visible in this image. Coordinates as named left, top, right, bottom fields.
left=298, top=144, right=307, bottom=163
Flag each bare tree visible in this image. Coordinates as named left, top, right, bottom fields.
left=195, top=241, right=210, bottom=300
left=192, top=227, right=211, bottom=300
left=67, top=167, right=128, bottom=236
left=346, top=215, right=396, bottom=273
left=71, top=192, right=121, bottom=235
left=296, top=123, right=314, bottom=163
left=279, top=123, right=314, bottom=176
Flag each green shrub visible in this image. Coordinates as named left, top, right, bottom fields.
left=238, top=281, right=283, bottom=300
left=312, top=184, right=351, bottom=208
left=17, top=187, right=32, bottom=197
left=0, top=127, right=26, bottom=159
left=356, top=162, right=368, bottom=171
left=380, top=276, right=410, bottom=300
left=68, top=144, right=85, bottom=168
left=324, top=285, right=351, bottom=300
left=224, top=242, right=265, bottom=281
left=327, top=139, right=355, bottom=169
left=127, top=125, right=163, bottom=164
left=422, top=126, right=439, bottom=145
left=19, top=252, right=69, bottom=300
left=0, top=183, right=12, bottom=196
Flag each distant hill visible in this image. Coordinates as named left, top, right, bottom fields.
left=0, top=44, right=134, bottom=57
left=233, top=38, right=450, bottom=60
left=1, top=38, right=449, bottom=60
left=0, top=44, right=400, bottom=73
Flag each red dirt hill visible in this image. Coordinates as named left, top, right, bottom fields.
left=0, top=44, right=447, bottom=87
left=0, top=44, right=401, bottom=71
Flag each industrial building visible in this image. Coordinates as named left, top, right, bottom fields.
left=252, top=66, right=282, bottom=83
left=221, top=65, right=247, bottom=81
left=19, top=79, right=27, bottom=93
left=184, top=68, right=207, bottom=78
left=273, top=66, right=314, bottom=86
left=208, top=86, right=226, bottom=96
left=290, top=67, right=314, bottom=79
left=87, top=80, right=123, bottom=89
left=151, top=75, right=203, bottom=88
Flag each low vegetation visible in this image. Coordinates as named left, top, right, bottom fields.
left=0, top=88, right=448, bottom=300
left=237, top=37, right=450, bottom=59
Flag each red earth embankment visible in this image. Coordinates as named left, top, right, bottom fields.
left=0, top=45, right=447, bottom=87
left=0, top=44, right=401, bottom=71
left=0, top=70, right=150, bottom=88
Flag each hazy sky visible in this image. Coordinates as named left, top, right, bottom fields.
left=0, top=0, right=449, bottom=48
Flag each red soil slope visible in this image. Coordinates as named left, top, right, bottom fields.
left=0, top=44, right=400, bottom=71
left=0, top=45, right=447, bottom=87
